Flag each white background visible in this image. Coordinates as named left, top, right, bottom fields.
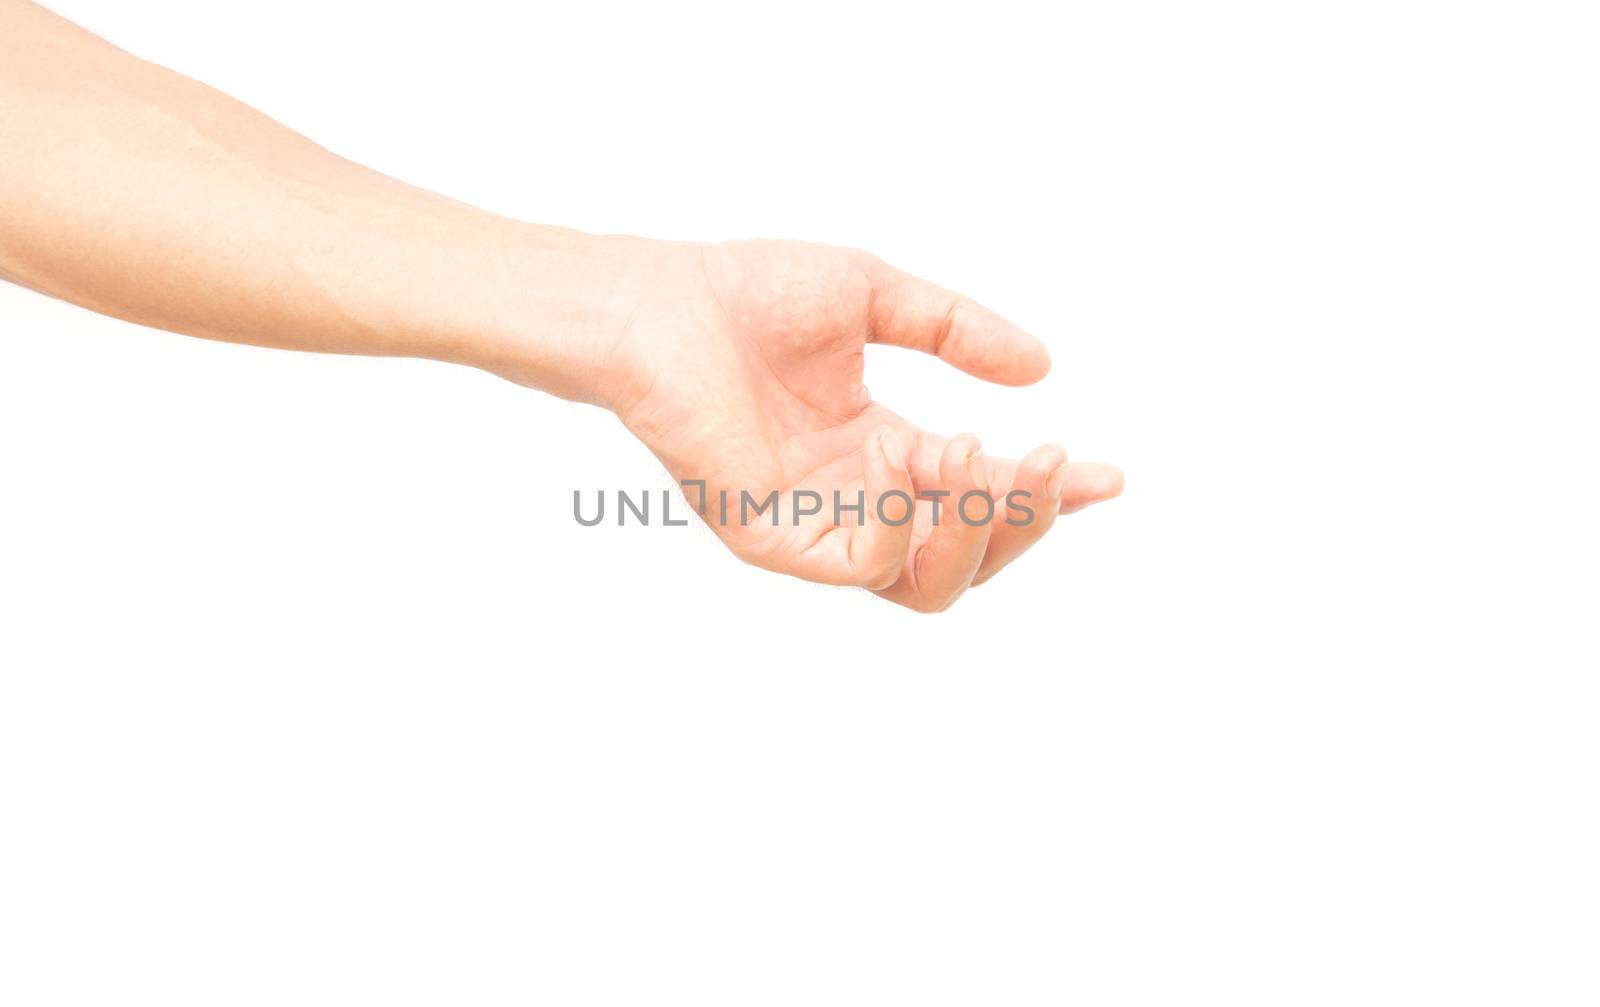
left=2, top=1, right=1596, bottom=1003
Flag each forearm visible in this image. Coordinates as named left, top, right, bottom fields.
left=0, top=1, right=663, bottom=404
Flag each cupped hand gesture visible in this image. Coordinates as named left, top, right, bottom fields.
left=604, top=240, right=1122, bottom=612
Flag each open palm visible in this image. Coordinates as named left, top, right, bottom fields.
left=608, top=240, right=1121, bottom=612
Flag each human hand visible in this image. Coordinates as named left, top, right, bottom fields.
left=0, top=3, right=1114, bottom=614
left=592, top=239, right=1122, bottom=612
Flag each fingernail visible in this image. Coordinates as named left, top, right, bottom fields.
left=1045, top=461, right=1069, bottom=499
left=879, top=428, right=905, bottom=469
left=966, top=445, right=987, bottom=489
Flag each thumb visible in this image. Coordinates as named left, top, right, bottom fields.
left=862, top=254, right=1052, bottom=386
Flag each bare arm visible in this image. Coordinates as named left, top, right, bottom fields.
left=0, top=1, right=1121, bottom=611
left=0, top=0, right=661, bottom=402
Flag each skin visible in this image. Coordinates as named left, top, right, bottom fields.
left=0, top=1, right=1122, bottom=612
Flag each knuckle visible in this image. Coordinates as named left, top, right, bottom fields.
left=860, top=554, right=903, bottom=591
left=913, top=595, right=953, bottom=614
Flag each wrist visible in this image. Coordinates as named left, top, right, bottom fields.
left=448, top=227, right=684, bottom=410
